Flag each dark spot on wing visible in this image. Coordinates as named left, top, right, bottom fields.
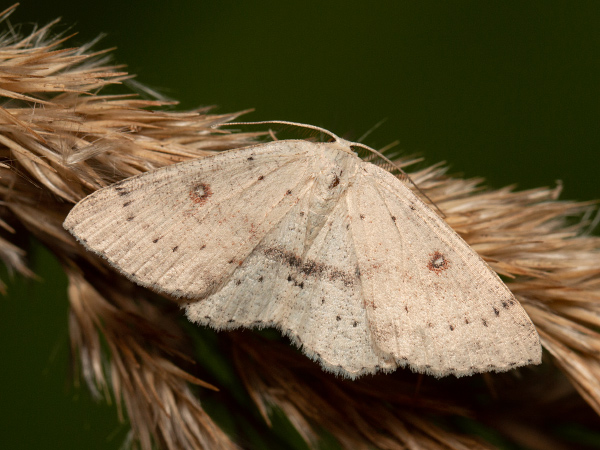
left=227, top=319, right=235, bottom=323
left=287, top=275, right=292, bottom=282
left=391, top=216, right=396, bottom=222
left=409, top=204, right=416, bottom=211
left=359, top=214, right=365, bottom=220
left=258, top=175, right=264, bottom=181
left=172, top=246, right=179, bottom=252
left=127, top=216, right=135, bottom=221
left=200, top=244, right=206, bottom=250
left=228, top=259, right=234, bottom=264
left=353, top=321, right=358, bottom=327
left=152, top=237, right=160, bottom=243
left=300, top=211, right=305, bottom=217
left=502, top=301, right=510, bottom=309
left=123, top=200, right=133, bottom=207
left=114, top=185, right=130, bottom=197
left=189, top=182, right=212, bottom=205
left=449, top=325, right=454, bottom=331
left=465, top=318, right=470, bottom=324
left=482, top=319, right=488, bottom=327
left=286, top=190, right=292, bottom=195
left=258, top=276, right=264, bottom=282
left=235, top=280, right=241, bottom=285
left=329, top=175, right=340, bottom=189
left=336, top=316, right=341, bottom=321
left=493, top=307, right=500, bottom=316
left=427, top=322, right=434, bottom=328
left=427, top=251, right=450, bottom=274
left=247, top=156, right=254, bottom=161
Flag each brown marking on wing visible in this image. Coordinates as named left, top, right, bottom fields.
left=263, top=246, right=356, bottom=287
left=328, top=174, right=340, bottom=189
left=189, top=182, right=212, bottom=205
left=427, top=250, right=450, bottom=274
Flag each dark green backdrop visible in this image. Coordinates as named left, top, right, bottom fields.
left=1, top=2, right=599, bottom=449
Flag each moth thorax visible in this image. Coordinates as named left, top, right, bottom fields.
left=303, top=162, right=348, bottom=251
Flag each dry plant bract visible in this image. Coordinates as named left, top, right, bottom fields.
left=1, top=5, right=599, bottom=450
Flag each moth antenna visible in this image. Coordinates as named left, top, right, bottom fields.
left=351, top=142, right=446, bottom=218
left=220, top=120, right=341, bottom=141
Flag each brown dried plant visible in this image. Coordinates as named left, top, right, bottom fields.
left=1, top=5, right=599, bottom=450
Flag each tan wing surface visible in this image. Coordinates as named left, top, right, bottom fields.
left=347, top=162, right=541, bottom=377
left=64, top=141, right=314, bottom=299
left=186, top=184, right=396, bottom=377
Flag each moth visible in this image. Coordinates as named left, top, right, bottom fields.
left=64, top=121, right=542, bottom=378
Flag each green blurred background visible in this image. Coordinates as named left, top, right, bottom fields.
left=1, top=2, right=599, bottom=449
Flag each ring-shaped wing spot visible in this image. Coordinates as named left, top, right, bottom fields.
left=348, top=162, right=541, bottom=377
left=64, top=141, right=316, bottom=298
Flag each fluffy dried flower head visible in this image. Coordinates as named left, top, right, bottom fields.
left=1, top=5, right=599, bottom=450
